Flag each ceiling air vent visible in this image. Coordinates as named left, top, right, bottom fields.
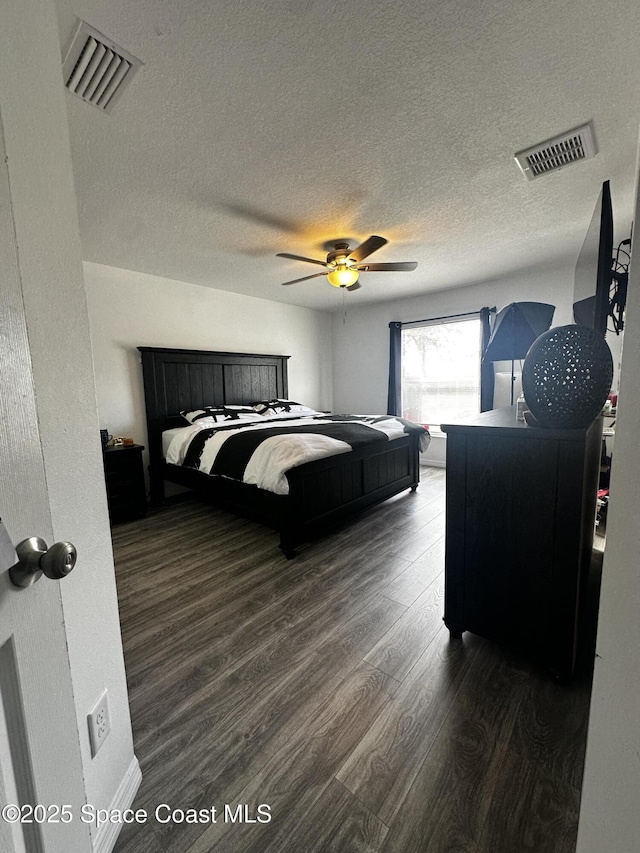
left=62, top=21, right=143, bottom=113
left=514, top=123, right=597, bottom=180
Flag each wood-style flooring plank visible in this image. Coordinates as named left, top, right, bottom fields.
left=364, top=574, right=444, bottom=681
left=336, top=628, right=483, bottom=826
left=116, top=594, right=404, bottom=853
left=120, top=505, right=410, bottom=687
left=393, top=492, right=446, bottom=533
left=377, top=641, right=531, bottom=853
left=503, top=670, right=592, bottom=792
left=386, top=511, right=445, bottom=562
left=183, top=660, right=398, bottom=853
left=379, top=538, right=444, bottom=606
left=127, top=548, right=410, bottom=750
left=273, top=778, right=389, bottom=853
left=347, top=511, right=444, bottom=566
left=471, top=663, right=591, bottom=853
left=136, top=589, right=404, bottom=771
left=475, top=755, right=581, bottom=853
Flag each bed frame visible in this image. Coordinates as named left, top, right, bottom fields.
left=139, top=346, right=421, bottom=557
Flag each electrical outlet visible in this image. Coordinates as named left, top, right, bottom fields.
left=88, top=690, right=111, bottom=757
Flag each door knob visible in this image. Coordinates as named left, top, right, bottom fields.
left=8, top=537, right=77, bottom=588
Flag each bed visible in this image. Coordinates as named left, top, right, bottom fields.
left=139, top=346, right=427, bottom=557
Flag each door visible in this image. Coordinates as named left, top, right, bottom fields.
left=0, top=103, right=91, bottom=852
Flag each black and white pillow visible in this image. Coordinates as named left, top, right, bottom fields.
left=181, top=405, right=261, bottom=425
left=224, top=405, right=263, bottom=419
left=252, top=399, right=319, bottom=417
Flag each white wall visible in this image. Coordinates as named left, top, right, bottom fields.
left=0, top=0, right=136, bottom=847
left=332, top=266, right=623, bottom=465
left=576, top=147, right=640, bottom=852
left=84, top=262, right=333, bottom=473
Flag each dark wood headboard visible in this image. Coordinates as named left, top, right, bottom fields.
left=138, top=347, right=290, bottom=464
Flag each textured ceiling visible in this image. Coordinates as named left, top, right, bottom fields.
left=55, top=0, right=640, bottom=312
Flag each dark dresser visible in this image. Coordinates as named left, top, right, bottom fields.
left=441, top=406, right=602, bottom=680
left=102, top=444, right=147, bottom=523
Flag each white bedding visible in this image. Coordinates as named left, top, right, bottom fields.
left=162, top=426, right=190, bottom=458
left=164, top=415, right=430, bottom=496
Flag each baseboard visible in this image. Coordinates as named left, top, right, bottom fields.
left=93, top=755, right=142, bottom=853
left=420, top=459, right=446, bottom=469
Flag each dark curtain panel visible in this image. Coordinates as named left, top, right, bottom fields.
left=387, top=321, right=402, bottom=415
left=480, top=306, right=495, bottom=412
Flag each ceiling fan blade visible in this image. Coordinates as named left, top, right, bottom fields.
left=348, top=235, right=388, bottom=262
left=221, top=202, right=305, bottom=235
left=280, top=271, right=328, bottom=286
left=357, top=261, right=418, bottom=272
left=276, top=252, right=327, bottom=267
left=346, top=282, right=362, bottom=291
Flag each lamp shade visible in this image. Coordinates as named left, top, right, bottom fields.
left=483, top=302, right=555, bottom=362
left=327, top=266, right=359, bottom=288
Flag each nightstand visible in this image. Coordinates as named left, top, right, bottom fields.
left=102, top=444, right=146, bottom=523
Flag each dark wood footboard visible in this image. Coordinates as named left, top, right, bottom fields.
left=281, top=435, right=419, bottom=554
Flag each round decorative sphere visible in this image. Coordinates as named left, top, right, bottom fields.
left=522, top=324, right=613, bottom=429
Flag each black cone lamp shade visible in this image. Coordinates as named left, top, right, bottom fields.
left=483, top=302, right=555, bottom=404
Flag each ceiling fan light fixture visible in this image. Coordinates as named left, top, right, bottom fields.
left=327, top=266, right=360, bottom=288
left=277, top=235, right=415, bottom=288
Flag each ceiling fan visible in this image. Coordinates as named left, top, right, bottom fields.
left=276, top=235, right=417, bottom=290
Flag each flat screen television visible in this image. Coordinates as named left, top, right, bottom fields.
left=573, top=180, right=613, bottom=338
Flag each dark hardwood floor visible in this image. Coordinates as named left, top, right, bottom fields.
left=111, top=467, right=598, bottom=853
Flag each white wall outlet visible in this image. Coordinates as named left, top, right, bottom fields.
left=88, top=689, right=111, bottom=757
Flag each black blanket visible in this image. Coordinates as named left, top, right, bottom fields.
left=183, top=421, right=390, bottom=480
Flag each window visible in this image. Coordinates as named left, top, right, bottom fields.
left=401, top=317, right=482, bottom=431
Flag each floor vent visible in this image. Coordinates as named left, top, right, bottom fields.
left=62, top=21, right=143, bottom=113
left=514, top=123, right=597, bottom=180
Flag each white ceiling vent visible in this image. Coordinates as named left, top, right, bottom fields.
left=62, top=21, right=143, bottom=113
left=514, top=123, right=597, bottom=180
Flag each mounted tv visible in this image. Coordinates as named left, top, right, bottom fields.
left=573, top=180, right=613, bottom=338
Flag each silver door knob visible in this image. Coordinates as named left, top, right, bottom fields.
left=8, top=537, right=77, bottom=588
